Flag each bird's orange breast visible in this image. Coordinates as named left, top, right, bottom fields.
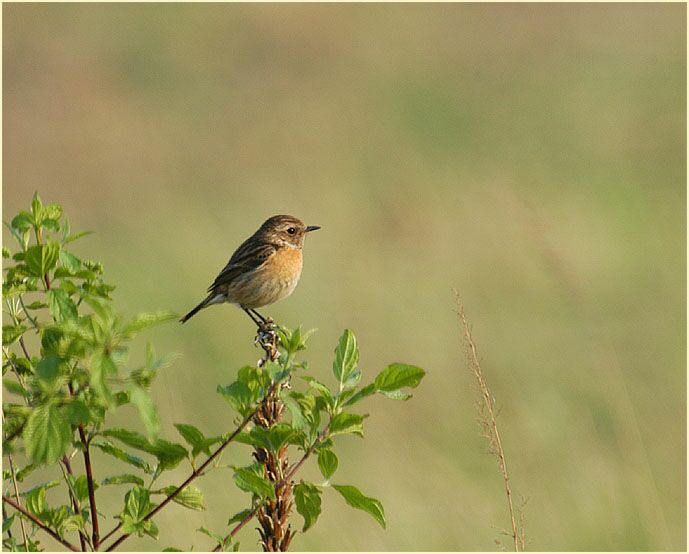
left=266, top=246, right=303, bottom=280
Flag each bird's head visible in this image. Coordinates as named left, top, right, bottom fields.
left=260, top=215, right=320, bottom=249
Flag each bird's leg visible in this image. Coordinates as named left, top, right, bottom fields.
left=250, top=308, right=272, bottom=325
left=243, top=307, right=263, bottom=327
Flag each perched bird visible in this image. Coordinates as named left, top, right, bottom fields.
left=180, top=215, right=320, bottom=325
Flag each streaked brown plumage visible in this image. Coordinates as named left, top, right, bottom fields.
left=180, top=215, right=320, bottom=324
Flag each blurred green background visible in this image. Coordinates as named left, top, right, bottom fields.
left=3, top=3, right=686, bottom=551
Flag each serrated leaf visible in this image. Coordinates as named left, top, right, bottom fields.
left=10, top=212, right=33, bottom=232
left=227, top=508, right=253, bottom=526
left=58, top=250, right=81, bottom=273
left=3, top=379, right=27, bottom=398
left=294, top=482, right=322, bottom=531
left=218, top=381, right=253, bottom=415
left=317, top=449, right=338, bottom=480
left=174, top=423, right=213, bottom=457
left=72, top=475, right=99, bottom=503
left=328, top=412, right=364, bottom=437
left=47, top=289, right=78, bottom=322
left=130, top=387, right=160, bottom=438
left=23, top=404, right=72, bottom=464
left=63, top=399, right=90, bottom=426
left=92, top=441, right=153, bottom=474
left=342, top=383, right=376, bottom=407
left=103, top=428, right=151, bottom=451
left=283, top=395, right=308, bottom=432
left=122, top=311, right=177, bottom=338
left=31, top=192, right=43, bottom=220
left=42, top=204, right=62, bottom=221
left=159, top=485, right=205, bottom=511
left=332, top=484, right=386, bottom=528
left=151, top=439, right=188, bottom=470
left=36, top=355, right=62, bottom=385
left=25, top=487, right=48, bottom=517
left=332, top=329, right=359, bottom=390
left=267, top=423, right=294, bottom=452
left=374, top=363, right=425, bottom=394
left=102, top=474, right=145, bottom=487
left=233, top=466, right=275, bottom=499
left=25, top=243, right=60, bottom=278
left=3, top=325, right=26, bottom=345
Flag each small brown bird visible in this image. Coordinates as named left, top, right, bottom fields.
left=180, top=215, right=320, bottom=325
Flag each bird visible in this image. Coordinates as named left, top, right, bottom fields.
left=180, top=215, right=320, bottom=325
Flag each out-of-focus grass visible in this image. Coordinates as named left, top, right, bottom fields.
left=3, top=3, right=685, bottom=551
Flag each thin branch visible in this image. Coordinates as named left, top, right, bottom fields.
left=454, top=291, right=520, bottom=552
left=2, top=495, right=80, bottom=552
left=102, top=383, right=278, bottom=552
left=7, top=454, right=29, bottom=552
left=60, top=456, right=89, bottom=551
left=212, top=425, right=331, bottom=552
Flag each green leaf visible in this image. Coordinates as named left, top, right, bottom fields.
left=233, top=466, right=275, bottom=500
left=130, top=387, right=160, bottom=438
left=92, top=441, right=153, bottom=474
left=72, top=475, right=99, bottom=503
left=23, top=404, right=72, bottom=464
left=379, top=389, right=412, bottom=400
left=282, top=395, right=308, bottom=432
left=197, top=526, right=229, bottom=549
left=102, top=429, right=187, bottom=470
left=102, top=474, right=145, bottom=487
left=342, top=383, right=376, bottom=407
left=42, top=204, right=62, bottom=221
left=122, top=311, right=177, bottom=338
left=374, top=363, right=425, bottom=395
left=58, top=250, right=81, bottom=273
left=218, top=381, right=253, bottom=416
left=91, top=352, right=118, bottom=403
left=328, top=412, right=364, bottom=437
left=120, top=486, right=157, bottom=537
left=158, top=485, right=205, bottom=511
left=317, top=449, right=338, bottom=480
left=15, top=464, right=39, bottom=482
left=11, top=212, right=33, bottom=232
left=294, top=482, right=322, bottom=531
left=35, top=355, right=62, bottom=386
left=24, top=243, right=60, bottom=278
left=31, top=192, right=43, bottom=221
left=3, top=325, right=26, bottom=345
left=47, top=289, right=78, bottom=322
left=63, top=399, right=90, bottom=426
left=267, top=423, right=294, bottom=452
left=332, top=484, right=386, bottom=528
left=227, top=508, right=253, bottom=526
left=103, top=428, right=151, bottom=451
left=3, top=380, right=27, bottom=398
left=2, top=247, right=11, bottom=258
left=2, top=513, right=15, bottom=533
left=174, top=423, right=212, bottom=457
left=332, top=329, right=359, bottom=390
left=151, top=439, right=188, bottom=470
left=25, top=486, right=48, bottom=517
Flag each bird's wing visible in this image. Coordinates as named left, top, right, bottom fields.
left=207, top=240, right=276, bottom=293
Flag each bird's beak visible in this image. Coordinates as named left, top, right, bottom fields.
left=305, top=225, right=321, bottom=232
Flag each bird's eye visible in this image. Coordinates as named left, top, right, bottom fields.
left=287, top=227, right=296, bottom=235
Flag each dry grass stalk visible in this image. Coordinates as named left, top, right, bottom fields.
left=454, top=290, right=524, bottom=552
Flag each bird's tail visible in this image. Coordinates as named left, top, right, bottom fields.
left=180, top=293, right=224, bottom=323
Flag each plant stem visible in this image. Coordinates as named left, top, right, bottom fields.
left=60, top=456, right=89, bottom=551
left=455, top=293, right=520, bottom=552
left=7, top=454, right=29, bottom=552
left=212, top=425, right=330, bottom=552
left=102, top=383, right=278, bottom=552
left=2, top=495, right=80, bottom=552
